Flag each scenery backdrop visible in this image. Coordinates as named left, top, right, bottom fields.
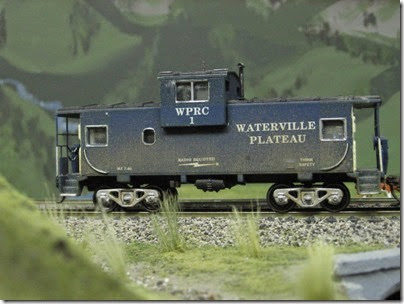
left=0, top=0, right=399, bottom=198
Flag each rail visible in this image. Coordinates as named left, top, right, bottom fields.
left=35, top=197, right=399, bottom=213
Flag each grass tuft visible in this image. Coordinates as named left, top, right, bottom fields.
left=83, top=212, right=128, bottom=279
left=295, top=243, right=342, bottom=300
left=231, top=207, right=262, bottom=258
left=42, top=192, right=66, bottom=230
left=42, top=194, right=127, bottom=277
left=151, top=197, right=185, bottom=252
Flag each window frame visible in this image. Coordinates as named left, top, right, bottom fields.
left=142, top=127, right=156, bottom=145
left=85, top=125, right=108, bottom=147
left=175, top=79, right=209, bottom=103
left=319, top=118, right=347, bottom=142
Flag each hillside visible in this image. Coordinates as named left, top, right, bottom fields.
left=0, top=0, right=399, bottom=197
left=0, top=175, right=151, bottom=300
left=0, top=85, right=55, bottom=198
left=0, top=0, right=141, bottom=74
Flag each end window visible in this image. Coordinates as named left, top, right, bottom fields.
left=143, top=128, right=156, bottom=145
left=176, top=82, right=192, bottom=101
left=194, top=81, right=208, bottom=100
left=86, top=125, right=108, bottom=146
left=320, top=119, right=346, bottom=141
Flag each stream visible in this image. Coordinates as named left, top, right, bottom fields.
left=0, top=78, right=63, bottom=112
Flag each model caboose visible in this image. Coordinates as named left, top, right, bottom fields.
left=56, top=64, right=388, bottom=212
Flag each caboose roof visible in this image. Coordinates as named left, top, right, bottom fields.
left=56, top=95, right=381, bottom=117
left=157, top=68, right=238, bottom=80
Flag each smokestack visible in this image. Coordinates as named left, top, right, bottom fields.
left=238, top=62, right=245, bottom=99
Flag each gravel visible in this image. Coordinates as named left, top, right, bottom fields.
left=57, top=214, right=400, bottom=247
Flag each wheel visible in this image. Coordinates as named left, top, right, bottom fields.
left=320, top=183, right=350, bottom=212
left=142, top=185, right=164, bottom=212
left=93, top=186, right=118, bottom=213
left=266, top=184, right=295, bottom=213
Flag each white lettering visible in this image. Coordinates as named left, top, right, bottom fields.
left=270, top=123, right=279, bottom=131
left=175, top=108, right=186, bottom=116
left=194, top=107, right=201, bottom=115
left=298, top=134, right=306, bottom=143
left=238, top=120, right=315, bottom=145
left=235, top=121, right=317, bottom=132
left=247, top=134, right=307, bottom=145
left=249, top=136, right=257, bottom=145
left=308, top=121, right=316, bottom=130
left=185, top=108, right=193, bottom=116
left=201, top=107, right=209, bottom=115
left=279, top=122, right=287, bottom=131
left=175, top=107, right=210, bottom=117
left=247, top=124, right=254, bottom=132
left=236, top=124, right=246, bottom=132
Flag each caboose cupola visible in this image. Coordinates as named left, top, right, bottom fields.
left=158, top=66, right=242, bottom=128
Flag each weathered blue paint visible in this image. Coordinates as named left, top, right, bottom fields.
left=79, top=100, right=353, bottom=177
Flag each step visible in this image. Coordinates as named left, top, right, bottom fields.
left=357, top=170, right=381, bottom=195
left=64, top=179, right=79, bottom=187
left=62, top=186, right=80, bottom=195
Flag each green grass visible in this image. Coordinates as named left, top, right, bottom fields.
left=0, top=175, right=153, bottom=300
left=0, top=0, right=141, bottom=74
left=126, top=242, right=386, bottom=300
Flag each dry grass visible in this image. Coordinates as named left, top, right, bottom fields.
left=295, top=243, right=344, bottom=300
left=231, top=207, right=262, bottom=258
left=151, top=197, right=185, bottom=252
left=83, top=212, right=128, bottom=279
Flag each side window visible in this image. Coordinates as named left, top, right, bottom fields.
left=86, top=125, right=108, bottom=147
left=320, top=119, right=346, bottom=141
left=176, top=81, right=209, bottom=103
left=143, top=128, right=156, bottom=145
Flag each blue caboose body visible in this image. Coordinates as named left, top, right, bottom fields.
left=56, top=65, right=388, bottom=212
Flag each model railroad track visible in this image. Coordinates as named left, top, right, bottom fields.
left=35, top=197, right=400, bottom=213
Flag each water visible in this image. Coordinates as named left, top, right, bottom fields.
left=0, top=78, right=62, bottom=112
